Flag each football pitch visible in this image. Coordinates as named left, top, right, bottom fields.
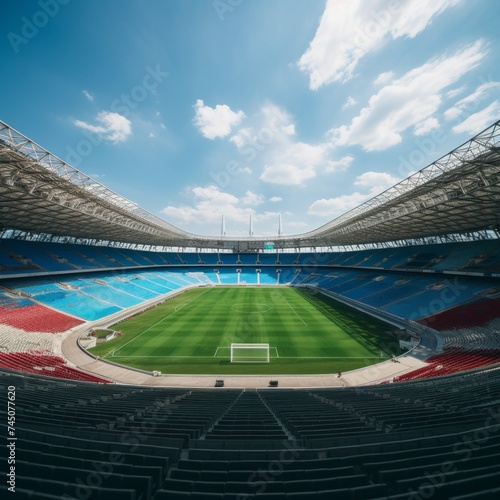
left=89, top=287, right=401, bottom=375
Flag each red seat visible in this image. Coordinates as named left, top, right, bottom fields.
left=0, top=352, right=110, bottom=383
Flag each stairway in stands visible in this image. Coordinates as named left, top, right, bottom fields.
left=202, top=389, right=290, bottom=442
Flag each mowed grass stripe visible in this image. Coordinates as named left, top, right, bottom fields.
left=108, top=287, right=210, bottom=357
left=90, top=286, right=400, bottom=374
left=109, top=287, right=370, bottom=360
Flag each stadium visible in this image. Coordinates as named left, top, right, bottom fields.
left=1, top=115, right=500, bottom=499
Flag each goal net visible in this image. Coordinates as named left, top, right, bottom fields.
left=230, top=343, right=270, bottom=363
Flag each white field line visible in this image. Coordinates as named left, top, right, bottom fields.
left=110, top=355, right=219, bottom=358
left=107, top=289, right=210, bottom=358
left=211, top=346, right=279, bottom=359
left=111, top=354, right=382, bottom=359
left=278, top=293, right=308, bottom=327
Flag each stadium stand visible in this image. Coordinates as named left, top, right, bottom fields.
left=234, top=254, right=256, bottom=265
left=3, top=238, right=500, bottom=388
left=2, top=366, right=500, bottom=498
left=0, top=351, right=110, bottom=383
left=392, top=347, right=500, bottom=381
left=418, top=297, right=500, bottom=330
left=0, top=245, right=43, bottom=274
left=2, top=119, right=500, bottom=497
left=197, top=253, right=220, bottom=265
left=69, top=243, right=120, bottom=268
left=0, top=290, right=83, bottom=332
left=277, top=267, right=296, bottom=281
left=275, top=253, right=298, bottom=265
left=238, top=270, right=259, bottom=284
left=259, top=270, right=279, bottom=284
left=1, top=239, right=74, bottom=272
left=3, top=239, right=500, bottom=279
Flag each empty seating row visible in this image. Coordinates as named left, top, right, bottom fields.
left=3, top=238, right=500, bottom=280
left=0, top=352, right=110, bottom=383
left=3, top=366, right=500, bottom=498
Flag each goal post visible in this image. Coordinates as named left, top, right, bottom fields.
left=230, top=343, right=270, bottom=363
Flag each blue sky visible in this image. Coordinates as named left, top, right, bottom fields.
left=1, top=0, right=499, bottom=238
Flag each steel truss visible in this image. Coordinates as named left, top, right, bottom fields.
left=1, top=119, right=499, bottom=250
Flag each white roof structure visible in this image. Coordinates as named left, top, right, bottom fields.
left=1, top=119, right=500, bottom=250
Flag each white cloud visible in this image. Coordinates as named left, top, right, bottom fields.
left=230, top=104, right=296, bottom=149
left=162, top=185, right=276, bottom=227
left=445, top=85, right=466, bottom=99
left=260, top=163, right=317, bottom=186
left=452, top=101, right=500, bottom=135
left=308, top=171, right=399, bottom=217
left=163, top=186, right=244, bottom=224
left=230, top=127, right=255, bottom=149
left=193, top=99, right=245, bottom=139
left=269, top=196, right=282, bottom=202
left=261, top=104, right=296, bottom=137
left=298, top=0, right=460, bottom=89
left=389, top=0, right=461, bottom=38
left=82, top=90, right=94, bottom=102
left=260, top=140, right=332, bottom=185
left=308, top=192, right=368, bottom=217
left=329, top=40, right=486, bottom=151
left=241, top=191, right=265, bottom=206
left=74, top=111, right=132, bottom=143
left=374, top=71, right=395, bottom=85
left=354, top=171, right=399, bottom=192
left=229, top=103, right=334, bottom=186
left=324, top=155, right=354, bottom=173
left=444, top=81, right=500, bottom=121
left=342, top=96, right=357, bottom=110
left=413, top=117, right=440, bottom=136
left=444, top=106, right=463, bottom=121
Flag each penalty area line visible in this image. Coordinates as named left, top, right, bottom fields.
left=277, top=356, right=384, bottom=359
left=109, top=355, right=218, bottom=358
left=110, top=288, right=211, bottom=357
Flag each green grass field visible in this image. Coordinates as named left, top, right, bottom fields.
left=89, top=286, right=403, bottom=375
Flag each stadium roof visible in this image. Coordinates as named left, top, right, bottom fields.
left=1, top=119, right=500, bottom=250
